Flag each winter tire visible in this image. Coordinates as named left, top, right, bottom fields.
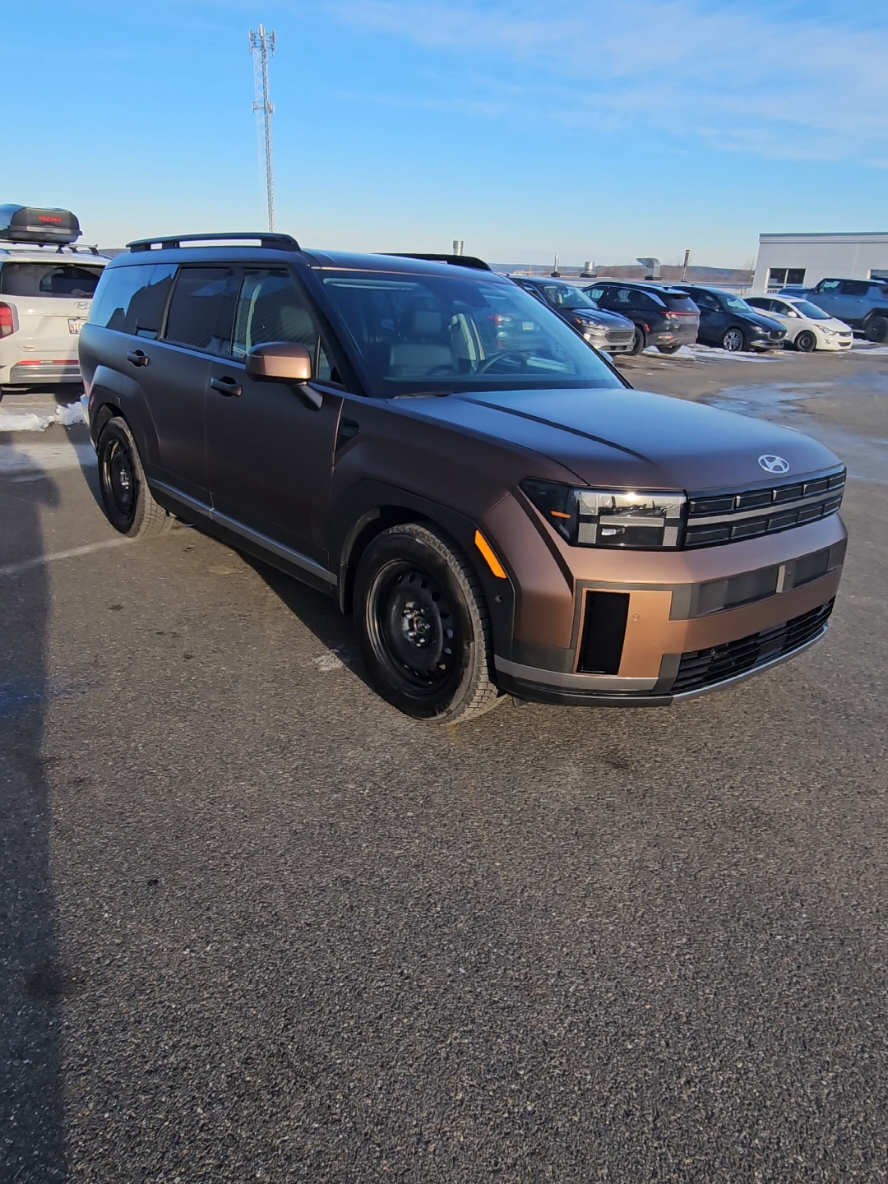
left=354, top=522, right=501, bottom=724
left=97, top=416, right=172, bottom=538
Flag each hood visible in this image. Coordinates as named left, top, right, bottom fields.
left=744, top=309, right=786, bottom=332
left=410, top=387, right=841, bottom=491
left=565, top=307, right=634, bottom=330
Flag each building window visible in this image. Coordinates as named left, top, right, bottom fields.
left=870, top=269, right=888, bottom=281
left=767, top=267, right=806, bottom=290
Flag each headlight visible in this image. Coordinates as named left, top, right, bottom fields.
left=522, top=479, right=686, bottom=549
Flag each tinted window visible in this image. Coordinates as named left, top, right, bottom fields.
left=88, top=263, right=177, bottom=336
left=746, top=297, right=771, bottom=311
left=841, top=281, right=869, bottom=296
left=817, top=280, right=841, bottom=292
left=322, top=271, right=621, bottom=396
left=690, top=290, right=720, bottom=311
left=0, top=262, right=104, bottom=298
left=232, top=269, right=333, bottom=380
left=631, top=290, right=664, bottom=310
left=164, top=267, right=237, bottom=355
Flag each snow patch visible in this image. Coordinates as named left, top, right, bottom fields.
left=0, top=401, right=86, bottom=433
left=313, top=652, right=344, bottom=674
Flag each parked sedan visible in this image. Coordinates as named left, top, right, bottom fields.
left=581, top=281, right=700, bottom=355
left=511, top=277, right=636, bottom=354
left=674, top=285, right=786, bottom=352
left=746, top=295, right=853, bottom=353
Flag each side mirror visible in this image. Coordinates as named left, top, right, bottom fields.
left=245, top=341, right=313, bottom=382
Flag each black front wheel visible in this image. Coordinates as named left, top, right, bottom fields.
left=795, top=330, right=817, bottom=353
left=629, top=327, right=646, bottom=355
left=97, top=417, right=172, bottom=537
left=354, top=523, right=501, bottom=723
left=864, top=316, right=888, bottom=343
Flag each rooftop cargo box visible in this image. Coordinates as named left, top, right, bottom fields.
left=0, top=205, right=81, bottom=245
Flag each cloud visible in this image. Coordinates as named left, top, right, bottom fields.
left=324, top=0, right=888, bottom=162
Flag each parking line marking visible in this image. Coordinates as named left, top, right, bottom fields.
left=0, top=537, right=133, bottom=578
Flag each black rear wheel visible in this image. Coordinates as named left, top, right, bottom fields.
left=656, top=343, right=681, bottom=354
left=97, top=417, right=172, bottom=537
left=354, top=522, right=501, bottom=723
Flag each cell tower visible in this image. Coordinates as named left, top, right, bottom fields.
left=249, top=25, right=276, bottom=231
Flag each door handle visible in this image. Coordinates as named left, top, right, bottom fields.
left=126, top=349, right=149, bottom=367
left=210, top=376, right=242, bottom=397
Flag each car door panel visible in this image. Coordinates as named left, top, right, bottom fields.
left=205, top=267, right=344, bottom=566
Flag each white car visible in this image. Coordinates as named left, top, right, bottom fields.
left=746, top=294, right=853, bottom=353
left=0, top=205, right=109, bottom=398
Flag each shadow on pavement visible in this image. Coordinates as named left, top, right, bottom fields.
left=0, top=448, right=69, bottom=1181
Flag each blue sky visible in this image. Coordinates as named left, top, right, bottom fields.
left=6, top=0, right=888, bottom=266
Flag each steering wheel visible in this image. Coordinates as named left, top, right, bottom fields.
left=475, top=351, right=529, bottom=374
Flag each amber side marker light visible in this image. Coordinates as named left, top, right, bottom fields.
left=474, top=530, right=508, bottom=579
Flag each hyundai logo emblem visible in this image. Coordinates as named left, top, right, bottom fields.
left=758, top=455, right=790, bottom=474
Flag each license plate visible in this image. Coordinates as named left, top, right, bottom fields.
left=68, top=318, right=85, bottom=334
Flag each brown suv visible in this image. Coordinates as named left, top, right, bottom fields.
left=80, top=233, right=847, bottom=723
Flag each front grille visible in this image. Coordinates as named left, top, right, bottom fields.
left=606, top=331, right=634, bottom=344
left=672, top=600, right=833, bottom=694
left=684, top=468, right=845, bottom=548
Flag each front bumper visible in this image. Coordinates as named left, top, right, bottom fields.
left=484, top=496, right=847, bottom=707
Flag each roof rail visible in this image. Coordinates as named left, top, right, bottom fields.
left=127, top=232, right=300, bottom=253
left=386, top=253, right=492, bottom=272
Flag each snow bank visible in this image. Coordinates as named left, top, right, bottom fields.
left=0, top=401, right=86, bottom=433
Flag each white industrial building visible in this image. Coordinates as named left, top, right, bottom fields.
left=752, top=232, right=888, bottom=293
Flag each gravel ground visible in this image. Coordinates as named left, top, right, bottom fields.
left=1, top=347, right=887, bottom=1183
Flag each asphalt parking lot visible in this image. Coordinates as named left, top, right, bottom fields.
left=2, top=344, right=887, bottom=1183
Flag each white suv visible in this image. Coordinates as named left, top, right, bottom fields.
left=0, top=205, right=109, bottom=398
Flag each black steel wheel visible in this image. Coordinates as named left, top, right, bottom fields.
left=97, top=417, right=171, bottom=537
left=864, top=316, right=888, bottom=343
left=354, top=522, right=501, bottom=723
left=795, top=330, right=817, bottom=353
left=721, top=326, right=746, bottom=352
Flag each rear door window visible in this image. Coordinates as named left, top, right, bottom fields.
left=88, top=263, right=177, bottom=337
left=840, top=281, right=869, bottom=296
left=163, top=267, right=239, bottom=355
left=0, top=262, right=104, bottom=298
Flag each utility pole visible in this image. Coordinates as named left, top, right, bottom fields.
left=249, top=25, right=276, bottom=232
left=680, top=248, right=691, bottom=283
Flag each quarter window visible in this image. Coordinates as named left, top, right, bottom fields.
left=164, top=267, right=238, bottom=355
left=88, top=263, right=176, bottom=337
left=232, top=269, right=332, bottom=379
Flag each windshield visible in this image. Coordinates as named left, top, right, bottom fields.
left=536, top=283, right=598, bottom=311
left=321, top=270, right=622, bottom=396
left=724, top=294, right=753, bottom=313
left=0, top=262, right=104, bottom=298
left=792, top=300, right=830, bottom=320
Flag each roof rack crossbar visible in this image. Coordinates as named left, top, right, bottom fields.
left=127, top=232, right=300, bottom=253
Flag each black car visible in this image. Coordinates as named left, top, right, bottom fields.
left=510, top=277, right=636, bottom=354
left=673, top=285, right=785, bottom=353
left=581, top=281, right=700, bottom=355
